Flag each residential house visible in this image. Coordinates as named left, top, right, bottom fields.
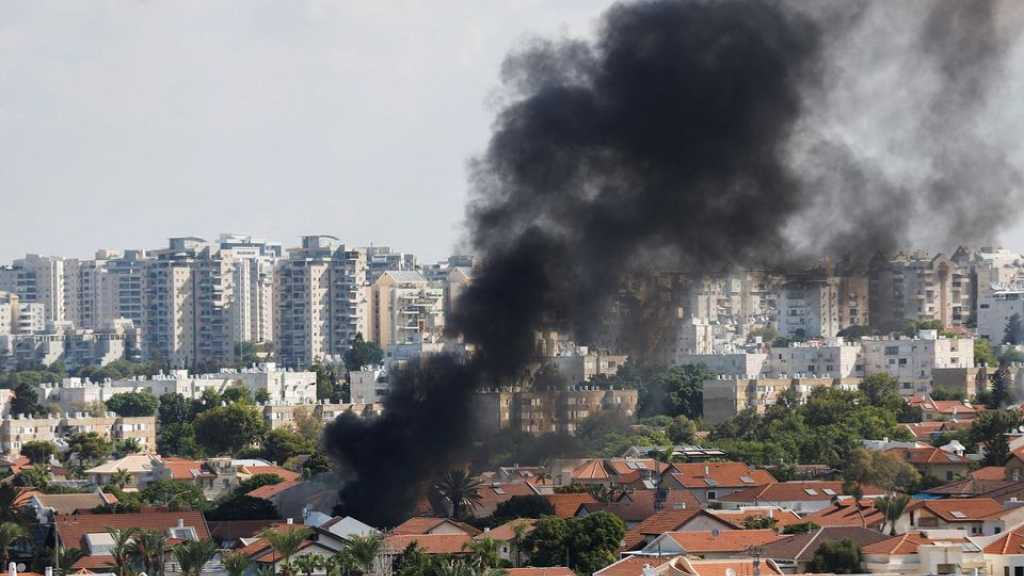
left=637, top=530, right=784, bottom=560
left=576, top=490, right=700, bottom=528
left=707, top=507, right=803, bottom=530
left=25, top=491, right=118, bottom=524
left=239, top=522, right=339, bottom=574
left=907, top=498, right=1024, bottom=536
left=477, top=518, right=536, bottom=565
left=801, top=498, right=886, bottom=530
left=887, top=445, right=972, bottom=482
left=246, top=479, right=340, bottom=521
left=84, top=454, right=160, bottom=489
left=719, top=481, right=884, bottom=514
left=392, top=517, right=481, bottom=537
left=475, top=482, right=540, bottom=518
left=661, top=462, right=776, bottom=503
left=544, top=493, right=598, bottom=519
left=862, top=530, right=985, bottom=575
left=621, top=509, right=740, bottom=551
left=909, top=396, right=982, bottom=421
left=761, top=526, right=890, bottom=574
left=56, top=511, right=211, bottom=572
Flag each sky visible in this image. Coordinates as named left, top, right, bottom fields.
left=0, top=0, right=610, bottom=264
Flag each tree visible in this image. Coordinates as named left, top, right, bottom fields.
left=843, top=448, right=920, bottom=493
left=990, top=362, right=1014, bottom=409
left=970, top=409, right=1023, bottom=466
left=0, top=484, right=34, bottom=526
left=157, top=422, right=202, bottom=458
left=1006, top=313, right=1024, bottom=345
left=0, top=522, right=27, bottom=567
left=106, top=391, right=159, bottom=417
left=11, top=382, right=44, bottom=417
left=129, top=529, right=168, bottom=576
left=569, top=512, right=626, bottom=574
left=522, top=516, right=570, bottom=568
left=302, top=453, right=332, bottom=479
left=107, top=527, right=139, bottom=576
left=659, top=364, right=709, bottom=418
left=194, top=403, right=267, bottom=455
left=20, top=440, right=56, bottom=464
left=259, top=526, right=311, bottom=576
left=205, top=495, right=281, bottom=521
left=222, top=551, right=252, bottom=576
left=344, top=333, right=384, bottom=371
left=432, top=470, right=483, bottom=520
left=976, top=338, right=999, bottom=368
left=222, top=384, right=254, bottom=405
left=54, top=547, right=85, bottom=576
left=110, top=468, right=133, bottom=491
left=236, top=473, right=284, bottom=496
left=262, top=428, right=314, bottom=465
left=859, top=374, right=903, bottom=412
left=292, top=407, right=324, bottom=443
left=667, top=415, right=697, bottom=444
left=172, top=539, right=218, bottom=576
left=493, top=495, right=555, bottom=520
left=874, top=493, right=911, bottom=536
left=292, top=555, right=323, bottom=576
left=66, top=431, right=113, bottom=465
left=345, top=533, right=383, bottom=575
left=14, top=464, right=51, bottom=489
left=139, top=479, right=208, bottom=511
left=743, top=515, right=778, bottom=530
left=808, top=539, right=863, bottom=574
left=463, top=537, right=501, bottom=573
left=158, top=393, right=193, bottom=425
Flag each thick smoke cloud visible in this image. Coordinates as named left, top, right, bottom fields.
left=325, top=0, right=1024, bottom=527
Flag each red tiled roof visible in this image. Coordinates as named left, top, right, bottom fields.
left=241, top=465, right=301, bottom=482
left=886, top=446, right=970, bottom=465
left=903, top=421, right=945, bottom=440
left=622, top=508, right=726, bottom=550
left=668, top=462, right=776, bottom=489
left=709, top=507, right=802, bottom=528
left=580, top=490, right=699, bottom=524
left=504, top=569, right=574, bottom=576
left=913, top=497, right=1004, bottom=521
left=392, top=517, right=480, bottom=536
left=482, top=518, right=536, bottom=542
left=545, top=493, right=598, bottom=518
left=573, top=459, right=610, bottom=480
left=662, top=530, right=783, bottom=553
left=57, top=511, right=210, bottom=552
left=385, top=533, right=472, bottom=555
left=72, top=556, right=116, bottom=571
left=863, top=531, right=972, bottom=555
left=973, top=467, right=1007, bottom=481
left=161, top=457, right=206, bottom=480
left=801, top=500, right=885, bottom=528
left=984, top=527, right=1024, bottom=554
left=678, top=558, right=784, bottom=576
left=247, top=479, right=302, bottom=500
left=719, top=481, right=879, bottom=503
left=605, top=459, right=668, bottom=476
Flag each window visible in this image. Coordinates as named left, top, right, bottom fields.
left=947, top=471, right=955, bottom=481
left=899, top=358, right=908, bottom=366
left=707, top=491, right=717, bottom=500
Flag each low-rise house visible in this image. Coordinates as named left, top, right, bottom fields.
left=708, top=507, right=802, bottom=530
left=674, top=558, right=784, bottom=576
left=239, top=523, right=339, bottom=574
left=621, top=509, right=738, bottom=551
left=55, top=511, right=211, bottom=572
left=976, top=525, right=1024, bottom=576
left=576, top=490, right=700, bottom=528
left=84, top=454, right=160, bottom=489
left=862, top=530, right=985, bottom=575
left=761, top=526, right=890, bottom=574
left=1006, top=449, right=1024, bottom=482
left=544, top=493, right=598, bottom=519
left=245, top=478, right=340, bottom=520
left=594, top=554, right=680, bottom=576
left=475, top=482, right=540, bottom=517
left=478, top=518, right=536, bottom=564
left=886, top=445, right=972, bottom=482
left=661, top=462, right=776, bottom=503
left=801, top=498, right=886, bottom=530
left=908, top=497, right=1024, bottom=536
left=392, top=517, right=480, bottom=536
left=718, top=481, right=883, bottom=514
left=637, top=530, right=784, bottom=560
left=25, top=490, right=117, bottom=523
left=384, top=533, right=473, bottom=556
left=909, top=395, right=982, bottom=421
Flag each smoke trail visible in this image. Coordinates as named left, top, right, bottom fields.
left=325, top=0, right=1024, bottom=526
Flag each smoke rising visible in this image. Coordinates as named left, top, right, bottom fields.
left=325, top=0, right=1024, bottom=527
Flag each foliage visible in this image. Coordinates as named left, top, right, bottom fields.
left=222, top=384, right=254, bottom=405
left=990, top=362, right=1014, bottom=409
left=0, top=522, right=28, bottom=566
left=975, top=338, right=999, bottom=368
left=522, top=512, right=625, bottom=574
left=930, top=388, right=966, bottom=401
left=302, top=452, right=332, bottom=478
left=666, top=415, right=697, bottom=444
left=194, top=403, right=267, bottom=455
left=292, top=407, right=324, bottom=442
left=221, top=551, right=252, bottom=576
left=258, top=526, right=312, bottom=573
left=843, top=448, right=920, bottom=493
left=206, top=495, right=281, bottom=521
left=236, top=473, right=284, bottom=495
left=0, top=484, right=35, bottom=526
left=858, top=374, right=903, bottom=412
left=463, top=537, right=501, bottom=573
left=107, top=527, right=139, bottom=576
left=344, top=333, right=384, bottom=372
left=782, top=521, right=820, bottom=535
left=345, top=533, right=384, bottom=574
left=875, top=493, right=911, bottom=536
left=1006, top=314, right=1024, bottom=346
left=129, top=529, right=168, bottom=576
left=20, top=440, right=56, bottom=464
left=262, top=428, right=315, bottom=465
left=157, top=422, right=202, bottom=458
left=11, top=382, right=45, bottom=417
left=139, top=479, right=208, bottom=511
left=808, top=539, right=863, bottom=574
left=172, top=539, right=218, bottom=576
left=743, top=515, right=778, bottom=529
left=66, top=432, right=113, bottom=465
left=969, top=409, right=1023, bottom=466
left=114, top=438, right=144, bottom=458
left=493, top=495, right=555, bottom=520
left=14, top=464, right=51, bottom=489
left=432, top=470, right=483, bottom=520
left=106, top=391, right=159, bottom=417
left=158, top=393, right=193, bottom=425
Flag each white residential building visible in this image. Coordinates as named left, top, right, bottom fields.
left=977, top=286, right=1024, bottom=344
left=367, top=270, right=445, bottom=351
left=766, top=340, right=864, bottom=378
left=0, top=254, right=66, bottom=323
left=350, top=366, right=389, bottom=404
left=861, top=331, right=974, bottom=395
left=675, top=353, right=768, bottom=377
left=0, top=319, right=141, bottom=371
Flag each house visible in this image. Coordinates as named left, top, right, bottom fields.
left=245, top=478, right=339, bottom=520
left=637, top=530, right=784, bottom=560
left=384, top=534, right=473, bottom=556
left=1005, top=449, right=1024, bottom=482
left=572, top=459, right=612, bottom=486
left=83, top=454, right=160, bottom=489
left=621, top=509, right=737, bottom=551
left=545, top=493, right=598, bottom=519
left=25, top=490, right=117, bottom=523
left=239, top=523, right=339, bottom=574
left=392, top=517, right=480, bottom=536
left=661, top=462, right=776, bottom=503
left=909, top=396, right=982, bottom=421
left=475, top=482, right=540, bottom=517
left=907, top=497, right=1024, bottom=536
left=674, top=558, right=785, bottom=576
left=718, top=481, right=883, bottom=514
left=886, top=445, right=972, bottom=482
left=903, top=420, right=972, bottom=442
left=56, top=511, right=211, bottom=572
left=862, top=530, right=985, bottom=575
left=976, top=526, right=1024, bottom=576
left=575, top=490, right=700, bottom=528
left=707, top=507, right=802, bottom=530
left=477, top=518, right=535, bottom=564
left=760, top=526, right=890, bottom=573
left=594, top=554, right=680, bottom=576
left=800, top=498, right=886, bottom=530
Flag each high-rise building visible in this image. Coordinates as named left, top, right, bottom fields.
left=869, top=250, right=973, bottom=330
left=275, top=236, right=369, bottom=367
left=367, top=270, right=445, bottom=351
left=0, top=254, right=66, bottom=323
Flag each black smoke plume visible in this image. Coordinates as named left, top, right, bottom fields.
left=326, top=0, right=1024, bottom=527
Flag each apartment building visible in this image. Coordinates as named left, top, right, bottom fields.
left=262, top=401, right=383, bottom=431
left=869, top=250, right=973, bottom=330
left=350, top=366, right=388, bottom=403
left=365, top=246, right=417, bottom=283
left=219, top=235, right=279, bottom=347
left=0, top=291, right=45, bottom=336
left=977, top=286, right=1024, bottom=344
left=144, top=237, right=204, bottom=367
left=0, top=412, right=156, bottom=455
left=861, top=331, right=974, bottom=395
left=475, top=388, right=639, bottom=435
left=0, top=254, right=66, bottom=323
left=766, top=340, right=863, bottom=378
left=675, top=353, right=768, bottom=377
left=777, top=271, right=868, bottom=340
left=0, top=319, right=141, bottom=371
left=367, top=270, right=445, bottom=350
left=275, top=236, right=369, bottom=367
left=702, top=376, right=861, bottom=425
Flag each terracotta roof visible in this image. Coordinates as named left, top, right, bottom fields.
left=545, top=493, right=598, bottom=518
left=31, top=492, right=114, bottom=514
left=668, top=462, right=776, bottom=489
left=476, top=482, right=539, bottom=515
left=862, top=531, right=974, bottom=555
left=677, top=558, right=784, bottom=576
left=708, top=507, right=802, bottom=528
left=622, top=508, right=728, bottom=550
left=385, top=533, right=473, bottom=555
left=801, top=499, right=885, bottom=528
left=984, top=527, right=1024, bottom=554
left=760, top=527, right=890, bottom=561
left=392, top=517, right=479, bottom=536
left=973, top=467, right=1007, bottom=481
left=903, top=421, right=946, bottom=440
left=605, top=459, right=669, bottom=476
left=503, top=569, right=574, bottom=576
left=57, top=510, right=210, bottom=551
left=160, top=457, right=206, bottom=480
left=660, top=529, right=783, bottom=553
left=481, top=518, right=536, bottom=541
left=719, top=481, right=879, bottom=503
left=595, top=555, right=679, bottom=576
left=72, top=556, right=117, bottom=571
left=913, top=497, right=1004, bottom=521
left=240, top=465, right=301, bottom=482
left=573, top=459, right=611, bottom=481
left=886, top=446, right=970, bottom=465
left=579, top=490, right=699, bottom=523
left=247, top=479, right=302, bottom=499
left=208, top=520, right=284, bottom=542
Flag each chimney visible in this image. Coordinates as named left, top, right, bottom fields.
left=46, top=568, right=53, bottom=576
left=287, top=518, right=294, bottom=525
left=177, top=518, right=184, bottom=528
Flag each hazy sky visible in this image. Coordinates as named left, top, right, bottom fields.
left=0, top=0, right=610, bottom=264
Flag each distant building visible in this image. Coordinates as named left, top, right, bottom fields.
left=702, top=375, right=861, bottom=426
left=350, top=366, right=388, bottom=404
left=0, top=319, right=141, bottom=371
left=0, top=254, right=66, bottom=323
left=475, top=388, right=638, bottom=435
left=0, top=412, right=156, bottom=456
left=367, top=270, right=445, bottom=350
left=861, top=331, right=973, bottom=395
left=869, top=249, right=973, bottom=330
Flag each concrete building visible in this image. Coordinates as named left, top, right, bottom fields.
left=218, top=235, right=279, bottom=348
left=0, top=291, right=45, bottom=336
left=0, top=254, right=66, bottom=323
left=0, top=412, right=156, bottom=456
left=673, top=353, right=768, bottom=377
left=977, top=286, right=1024, bottom=344
left=778, top=276, right=840, bottom=339
left=275, top=236, right=369, bottom=367
left=365, top=246, right=417, bottom=283
left=702, top=375, right=862, bottom=425
left=367, top=270, right=445, bottom=351
left=475, top=388, right=639, bottom=435
left=861, top=331, right=974, bottom=395
left=869, top=250, right=973, bottom=330
left=350, top=366, right=389, bottom=404
left=766, top=340, right=864, bottom=378
left=262, top=401, right=383, bottom=431
left=0, top=319, right=141, bottom=371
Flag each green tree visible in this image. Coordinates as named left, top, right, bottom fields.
left=874, top=493, right=911, bottom=536
left=14, top=464, right=51, bottom=489
left=432, top=470, right=483, bottom=520
left=743, top=515, right=778, bottom=530
left=110, top=468, right=132, bottom=491
left=221, top=551, right=252, bottom=576
left=139, top=479, right=208, bottom=511
left=222, top=384, right=254, bottom=405
left=66, top=432, right=113, bottom=466
left=990, top=362, right=1014, bottom=409
left=0, top=522, right=27, bottom=567
left=522, top=516, right=570, bottom=568
left=158, top=393, right=193, bottom=425
left=859, top=374, right=903, bottom=412
left=975, top=338, right=999, bottom=367
left=344, top=334, right=384, bottom=371
left=463, top=537, right=501, bottom=573
left=20, top=440, right=56, bottom=464
left=843, top=448, right=920, bottom=493
left=1006, top=313, right=1024, bottom=345
left=157, top=423, right=202, bottom=458
left=808, top=539, right=863, bottom=574
left=492, top=495, right=555, bottom=520
left=258, top=526, right=311, bottom=576
left=114, top=438, right=143, bottom=458
left=344, top=533, right=383, bottom=575
left=129, top=529, right=168, bottom=576
left=666, top=414, right=697, bottom=444
left=292, top=555, right=323, bottom=576
left=194, top=403, right=267, bottom=455
left=970, top=409, right=1023, bottom=466
left=658, top=364, right=709, bottom=417
left=0, top=484, right=35, bottom=526
left=11, top=382, right=44, bottom=417
left=262, top=428, right=314, bottom=465
left=569, top=512, right=626, bottom=574
left=236, top=473, right=283, bottom=496
left=106, top=527, right=140, bottom=576
left=172, top=539, right=218, bottom=576
left=205, top=495, right=281, bottom=521
left=302, top=453, right=332, bottom=479
left=106, top=391, right=159, bottom=417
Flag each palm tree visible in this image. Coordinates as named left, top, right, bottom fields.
left=344, top=534, right=382, bottom=576
left=326, top=551, right=354, bottom=576
left=0, top=485, right=33, bottom=527
left=432, top=470, right=483, bottom=520
left=56, top=547, right=86, bottom=576
left=510, top=524, right=528, bottom=568
left=292, top=555, right=324, bottom=576
left=106, top=527, right=139, bottom=576
left=259, top=526, right=312, bottom=576
left=172, top=540, right=218, bottom=576
left=462, top=538, right=500, bottom=574
left=433, top=560, right=474, bottom=576
left=111, top=468, right=133, bottom=490
left=0, top=522, right=27, bottom=567
left=129, top=529, right=168, bottom=576
left=875, top=493, right=911, bottom=536
left=222, top=550, right=253, bottom=576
